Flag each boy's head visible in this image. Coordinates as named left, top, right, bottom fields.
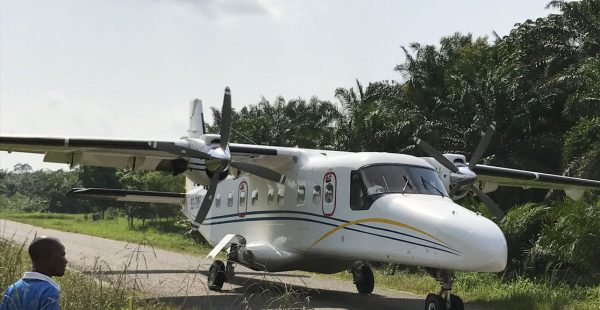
left=29, top=237, right=68, bottom=277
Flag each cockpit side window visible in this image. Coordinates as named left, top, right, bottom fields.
left=350, top=170, right=369, bottom=210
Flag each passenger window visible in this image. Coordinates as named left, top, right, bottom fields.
left=227, top=192, right=233, bottom=208
left=313, top=185, right=321, bottom=204
left=251, top=190, right=259, bottom=206
left=297, top=185, right=305, bottom=206
left=268, top=188, right=275, bottom=204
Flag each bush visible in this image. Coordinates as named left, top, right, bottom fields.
left=530, top=200, right=600, bottom=285
left=501, top=203, right=550, bottom=277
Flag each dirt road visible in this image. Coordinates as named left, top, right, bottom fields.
left=1, top=219, right=457, bottom=309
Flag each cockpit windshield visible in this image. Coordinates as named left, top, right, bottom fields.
left=360, top=164, right=447, bottom=197
left=350, top=164, right=448, bottom=210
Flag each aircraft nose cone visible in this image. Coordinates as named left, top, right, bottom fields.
left=463, top=216, right=507, bottom=272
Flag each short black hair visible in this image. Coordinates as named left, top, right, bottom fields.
left=28, top=237, right=63, bottom=262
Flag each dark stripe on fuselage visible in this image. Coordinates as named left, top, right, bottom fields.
left=203, top=210, right=459, bottom=255
left=202, top=216, right=459, bottom=256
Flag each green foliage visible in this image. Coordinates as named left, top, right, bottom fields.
left=563, top=117, right=600, bottom=180
left=116, top=170, right=185, bottom=227
left=501, top=203, right=550, bottom=275
left=500, top=199, right=600, bottom=286
left=530, top=200, right=600, bottom=285
left=209, top=96, right=340, bottom=149
left=0, top=167, right=79, bottom=213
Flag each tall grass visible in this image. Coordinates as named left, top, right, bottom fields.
left=0, top=236, right=168, bottom=309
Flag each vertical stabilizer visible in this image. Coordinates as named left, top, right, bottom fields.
left=188, top=99, right=205, bottom=138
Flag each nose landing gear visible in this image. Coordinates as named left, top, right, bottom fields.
left=424, top=269, right=463, bottom=310
left=350, top=262, right=374, bottom=294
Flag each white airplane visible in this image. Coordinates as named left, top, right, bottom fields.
left=2, top=87, right=600, bottom=310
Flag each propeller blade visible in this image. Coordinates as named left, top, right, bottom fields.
left=413, top=137, right=459, bottom=173
left=220, top=87, right=232, bottom=149
left=231, top=160, right=287, bottom=184
left=469, top=122, right=496, bottom=170
left=194, top=165, right=225, bottom=224
left=470, top=184, right=504, bottom=220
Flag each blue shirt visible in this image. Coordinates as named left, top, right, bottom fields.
left=0, top=272, right=60, bottom=310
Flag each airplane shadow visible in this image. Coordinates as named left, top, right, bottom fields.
left=141, top=270, right=424, bottom=310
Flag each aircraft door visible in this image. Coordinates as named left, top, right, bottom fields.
left=238, top=181, right=248, bottom=217
left=322, top=171, right=337, bottom=216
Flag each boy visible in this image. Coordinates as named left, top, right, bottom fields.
left=1, top=237, right=68, bottom=310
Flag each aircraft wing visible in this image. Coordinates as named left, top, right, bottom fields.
left=0, top=136, right=295, bottom=173
left=473, top=164, right=600, bottom=199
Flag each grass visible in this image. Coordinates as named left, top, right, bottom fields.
left=0, top=212, right=211, bottom=256
left=331, top=267, right=600, bottom=309
left=0, top=236, right=170, bottom=309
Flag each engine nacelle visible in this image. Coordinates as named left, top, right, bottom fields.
left=184, top=134, right=229, bottom=186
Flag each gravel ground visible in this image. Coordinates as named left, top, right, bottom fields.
left=1, top=219, right=486, bottom=310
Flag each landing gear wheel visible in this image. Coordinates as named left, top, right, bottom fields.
left=208, top=260, right=226, bottom=291
left=450, top=294, right=464, bottom=310
left=425, top=293, right=445, bottom=310
left=351, top=262, right=374, bottom=294
left=425, top=270, right=463, bottom=310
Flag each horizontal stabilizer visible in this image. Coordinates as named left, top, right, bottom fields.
left=67, top=188, right=185, bottom=204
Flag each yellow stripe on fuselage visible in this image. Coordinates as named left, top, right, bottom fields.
left=308, top=218, right=447, bottom=248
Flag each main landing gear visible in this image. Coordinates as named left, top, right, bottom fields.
left=208, top=260, right=226, bottom=291
left=424, top=269, right=463, bottom=310
left=350, top=262, right=374, bottom=294
left=207, top=247, right=237, bottom=291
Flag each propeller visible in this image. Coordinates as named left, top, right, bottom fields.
left=153, top=87, right=287, bottom=224
left=195, top=164, right=225, bottom=223
left=414, top=122, right=504, bottom=219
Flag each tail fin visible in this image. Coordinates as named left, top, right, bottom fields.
left=188, top=99, right=206, bottom=138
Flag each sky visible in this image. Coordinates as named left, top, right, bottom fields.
left=0, top=0, right=559, bottom=171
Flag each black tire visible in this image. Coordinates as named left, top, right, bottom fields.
left=450, top=294, right=464, bottom=310
left=424, top=293, right=445, bottom=310
left=352, top=263, right=374, bottom=294
left=208, top=260, right=226, bottom=291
